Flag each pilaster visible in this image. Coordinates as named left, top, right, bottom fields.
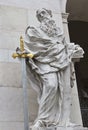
left=61, top=12, right=83, bottom=125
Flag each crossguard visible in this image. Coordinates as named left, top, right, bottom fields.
left=12, top=36, right=34, bottom=59
left=12, top=53, right=34, bottom=59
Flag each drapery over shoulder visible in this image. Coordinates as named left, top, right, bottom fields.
left=24, top=25, right=84, bottom=95
left=23, top=9, right=84, bottom=127
left=25, top=26, right=71, bottom=72
left=25, top=26, right=84, bottom=70
left=24, top=25, right=70, bottom=97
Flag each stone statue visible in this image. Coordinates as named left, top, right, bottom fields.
left=20, top=8, right=84, bottom=129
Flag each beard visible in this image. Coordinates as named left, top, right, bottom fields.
left=40, top=18, right=60, bottom=37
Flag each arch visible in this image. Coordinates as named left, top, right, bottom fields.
left=66, top=0, right=88, bottom=22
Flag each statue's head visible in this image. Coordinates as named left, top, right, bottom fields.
left=36, top=8, right=52, bottom=22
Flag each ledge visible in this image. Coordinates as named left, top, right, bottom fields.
left=30, top=126, right=88, bottom=130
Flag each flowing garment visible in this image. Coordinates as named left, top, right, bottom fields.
left=24, top=26, right=84, bottom=126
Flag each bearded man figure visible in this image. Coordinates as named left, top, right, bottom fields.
left=22, top=8, right=84, bottom=129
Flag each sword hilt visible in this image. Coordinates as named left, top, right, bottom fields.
left=20, top=36, right=25, bottom=52
left=12, top=36, right=34, bottom=59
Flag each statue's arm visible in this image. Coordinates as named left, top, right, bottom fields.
left=67, top=43, right=84, bottom=60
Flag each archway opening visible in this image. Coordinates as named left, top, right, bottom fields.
left=66, top=0, right=88, bottom=126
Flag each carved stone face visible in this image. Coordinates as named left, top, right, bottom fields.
left=36, top=8, right=52, bottom=22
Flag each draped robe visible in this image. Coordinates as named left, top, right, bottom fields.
left=24, top=25, right=84, bottom=126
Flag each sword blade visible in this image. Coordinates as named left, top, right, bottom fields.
left=21, top=58, right=29, bottom=130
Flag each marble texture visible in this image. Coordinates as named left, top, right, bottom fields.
left=0, top=5, right=27, bottom=32
left=61, top=11, right=83, bottom=125
left=31, top=126, right=88, bottom=130
left=0, top=49, right=8, bottom=62
left=0, top=87, right=38, bottom=122
left=1, top=123, right=87, bottom=130
left=71, top=92, right=82, bottom=125
left=0, top=0, right=61, bottom=12
left=0, top=30, right=25, bottom=50
left=0, top=62, right=21, bottom=87
left=24, top=8, right=84, bottom=128
left=0, top=122, right=24, bottom=130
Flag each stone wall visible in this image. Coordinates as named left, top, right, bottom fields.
left=0, top=3, right=62, bottom=130
left=0, top=5, right=38, bottom=130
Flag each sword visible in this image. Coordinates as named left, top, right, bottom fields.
left=12, top=36, right=34, bottom=130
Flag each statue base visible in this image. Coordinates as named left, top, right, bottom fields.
left=30, top=126, right=88, bottom=130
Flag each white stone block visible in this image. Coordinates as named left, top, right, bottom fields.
left=0, top=5, right=28, bottom=32
left=0, top=49, right=9, bottom=62
left=0, top=62, right=22, bottom=87
left=27, top=10, right=39, bottom=27
left=0, top=122, right=34, bottom=130
left=0, top=122, right=24, bottom=130
left=71, top=92, right=82, bottom=125
left=0, top=0, right=61, bottom=12
left=0, top=87, right=38, bottom=122
left=0, top=87, right=24, bottom=121
left=0, top=30, right=25, bottom=50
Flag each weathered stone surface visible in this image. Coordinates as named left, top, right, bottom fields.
left=0, top=122, right=34, bottom=130
left=30, top=126, right=88, bottom=130
left=0, top=30, right=25, bottom=50
left=71, top=89, right=82, bottom=124
left=0, top=62, right=21, bottom=87
left=0, top=49, right=8, bottom=62
left=0, top=87, right=38, bottom=122
left=56, top=126, right=88, bottom=130
left=0, top=122, right=24, bottom=130
left=0, top=0, right=61, bottom=12
left=0, top=5, right=27, bottom=32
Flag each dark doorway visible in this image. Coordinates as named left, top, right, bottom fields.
left=68, top=21, right=88, bottom=127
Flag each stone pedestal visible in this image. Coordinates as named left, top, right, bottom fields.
left=30, top=126, right=88, bottom=130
